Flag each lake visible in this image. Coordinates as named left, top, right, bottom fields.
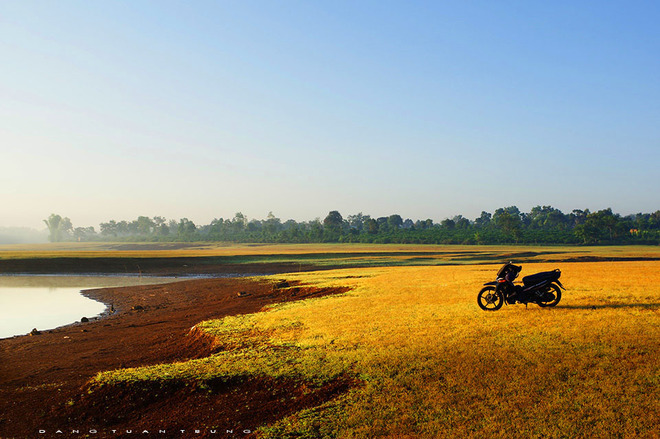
left=0, top=275, right=182, bottom=339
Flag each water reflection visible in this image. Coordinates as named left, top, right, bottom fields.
left=0, top=275, right=179, bottom=339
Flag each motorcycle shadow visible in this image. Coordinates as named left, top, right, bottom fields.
left=560, top=303, right=660, bottom=310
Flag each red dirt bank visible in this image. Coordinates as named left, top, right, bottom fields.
left=0, top=275, right=350, bottom=438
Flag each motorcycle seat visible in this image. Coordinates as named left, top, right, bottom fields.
left=522, top=269, right=560, bottom=286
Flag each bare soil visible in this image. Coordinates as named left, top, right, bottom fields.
left=0, top=257, right=317, bottom=277
left=0, top=268, right=351, bottom=438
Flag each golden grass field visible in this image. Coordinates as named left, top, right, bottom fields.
left=89, top=256, right=660, bottom=438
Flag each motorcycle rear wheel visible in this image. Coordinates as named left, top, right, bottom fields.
left=537, top=284, right=562, bottom=307
left=477, top=286, right=503, bottom=311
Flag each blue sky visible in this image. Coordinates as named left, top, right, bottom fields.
left=1, top=1, right=658, bottom=229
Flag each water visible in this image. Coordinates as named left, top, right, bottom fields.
left=0, top=275, right=180, bottom=339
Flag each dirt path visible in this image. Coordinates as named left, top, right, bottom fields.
left=0, top=275, right=349, bottom=438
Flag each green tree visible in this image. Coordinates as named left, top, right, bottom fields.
left=323, top=211, right=343, bottom=232
left=100, top=220, right=118, bottom=237
left=153, top=216, right=169, bottom=236
left=43, top=214, right=73, bottom=242
left=587, top=208, right=625, bottom=242
left=177, top=218, right=197, bottom=239
left=308, top=219, right=324, bottom=241
left=569, top=209, right=590, bottom=227
left=365, top=218, right=379, bottom=234
left=493, top=207, right=522, bottom=242
left=134, top=216, right=155, bottom=235
left=441, top=219, right=455, bottom=229
left=73, top=226, right=96, bottom=242
left=528, top=206, right=568, bottom=230
left=231, top=212, right=248, bottom=232
left=247, top=220, right=263, bottom=233
left=415, top=219, right=434, bottom=230
left=347, top=213, right=367, bottom=232
left=474, top=211, right=492, bottom=228
left=453, top=215, right=470, bottom=230
left=387, top=214, right=404, bottom=230
left=264, top=212, right=281, bottom=236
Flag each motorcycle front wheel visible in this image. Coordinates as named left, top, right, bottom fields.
left=477, top=286, right=503, bottom=311
left=537, top=284, right=562, bottom=307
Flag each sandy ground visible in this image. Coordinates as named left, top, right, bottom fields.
left=0, top=272, right=350, bottom=438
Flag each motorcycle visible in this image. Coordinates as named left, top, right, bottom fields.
left=477, top=265, right=565, bottom=311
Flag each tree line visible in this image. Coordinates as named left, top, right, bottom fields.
left=43, top=206, right=660, bottom=245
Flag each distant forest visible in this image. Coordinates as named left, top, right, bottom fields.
left=41, top=206, right=660, bottom=246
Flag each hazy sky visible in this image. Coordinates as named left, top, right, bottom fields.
left=1, top=1, right=659, bottom=230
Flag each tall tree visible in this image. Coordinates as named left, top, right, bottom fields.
left=134, top=216, right=155, bottom=235
left=264, top=212, right=281, bottom=235
left=43, top=214, right=72, bottom=242
left=441, top=219, right=456, bottom=229
left=177, top=218, right=197, bottom=238
left=493, top=207, right=522, bottom=241
left=453, top=215, right=470, bottom=230
left=387, top=214, right=404, bottom=230
left=231, top=212, right=248, bottom=232
left=347, top=213, right=367, bottom=232
left=100, top=220, right=118, bottom=237
left=365, top=218, right=379, bottom=234
left=323, top=211, right=343, bottom=232
left=474, top=211, right=492, bottom=228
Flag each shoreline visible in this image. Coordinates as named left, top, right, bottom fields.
left=0, top=274, right=191, bottom=341
left=0, top=268, right=347, bottom=438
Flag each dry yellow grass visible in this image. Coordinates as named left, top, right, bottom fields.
left=95, top=261, right=660, bottom=438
